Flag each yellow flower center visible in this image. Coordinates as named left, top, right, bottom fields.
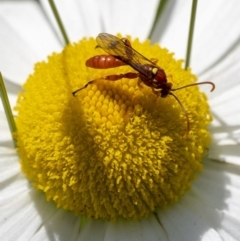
left=15, top=35, right=212, bottom=220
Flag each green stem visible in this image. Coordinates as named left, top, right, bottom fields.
left=48, top=0, right=70, bottom=45
left=0, top=72, right=17, bottom=148
left=148, top=0, right=168, bottom=39
left=185, top=0, right=198, bottom=69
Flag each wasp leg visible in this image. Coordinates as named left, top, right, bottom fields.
left=167, top=74, right=174, bottom=83
left=121, top=38, right=131, bottom=47
left=151, top=88, right=162, bottom=99
left=72, top=80, right=97, bottom=96
left=72, top=72, right=138, bottom=96
left=121, top=38, right=133, bottom=60
left=104, top=72, right=138, bottom=81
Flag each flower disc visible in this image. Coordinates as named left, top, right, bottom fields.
left=15, top=36, right=212, bottom=220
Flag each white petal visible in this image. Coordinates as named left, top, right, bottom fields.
left=39, top=0, right=102, bottom=41
left=96, top=0, right=159, bottom=40
left=193, top=160, right=240, bottom=220
left=104, top=219, right=144, bottom=241
left=137, top=215, right=169, bottom=241
left=104, top=215, right=169, bottom=241
left=157, top=202, right=223, bottom=241
left=0, top=190, right=55, bottom=241
left=201, top=45, right=240, bottom=163
left=154, top=159, right=240, bottom=241
left=77, top=219, right=107, bottom=241
left=0, top=1, right=62, bottom=84
left=0, top=149, right=23, bottom=193
left=39, top=0, right=159, bottom=41
left=0, top=18, right=37, bottom=84
left=219, top=212, right=240, bottom=241
left=0, top=148, right=82, bottom=241
left=192, top=0, right=240, bottom=75
left=31, top=209, right=81, bottom=241
left=0, top=149, right=40, bottom=241
left=158, top=0, right=240, bottom=74
left=152, top=0, right=191, bottom=58
left=0, top=113, right=13, bottom=147
left=157, top=195, right=236, bottom=241
left=0, top=91, right=20, bottom=116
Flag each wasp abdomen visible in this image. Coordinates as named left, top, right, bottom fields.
left=86, top=55, right=127, bottom=69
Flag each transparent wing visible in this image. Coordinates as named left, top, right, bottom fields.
left=96, top=33, right=160, bottom=78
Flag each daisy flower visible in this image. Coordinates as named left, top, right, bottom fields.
left=1, top=0, right=240, bottom=241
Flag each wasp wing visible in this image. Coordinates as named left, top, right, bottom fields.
left=96, top=33, right=160, bottom=79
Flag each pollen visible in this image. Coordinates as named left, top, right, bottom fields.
left=15, top=35, right=212, bottom=220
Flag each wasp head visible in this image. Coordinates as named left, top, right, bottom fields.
left=160, top=82, right=173, bottom=98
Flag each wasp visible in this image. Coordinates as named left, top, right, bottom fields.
left=73, top=33, right=215, bottom=136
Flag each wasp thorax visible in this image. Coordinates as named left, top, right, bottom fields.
left=155, top=68, right=167, bottom=84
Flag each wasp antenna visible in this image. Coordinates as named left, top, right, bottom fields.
left=172, top=81, right=215, bottom=92
left=170, top=92, right=190, bottom=138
